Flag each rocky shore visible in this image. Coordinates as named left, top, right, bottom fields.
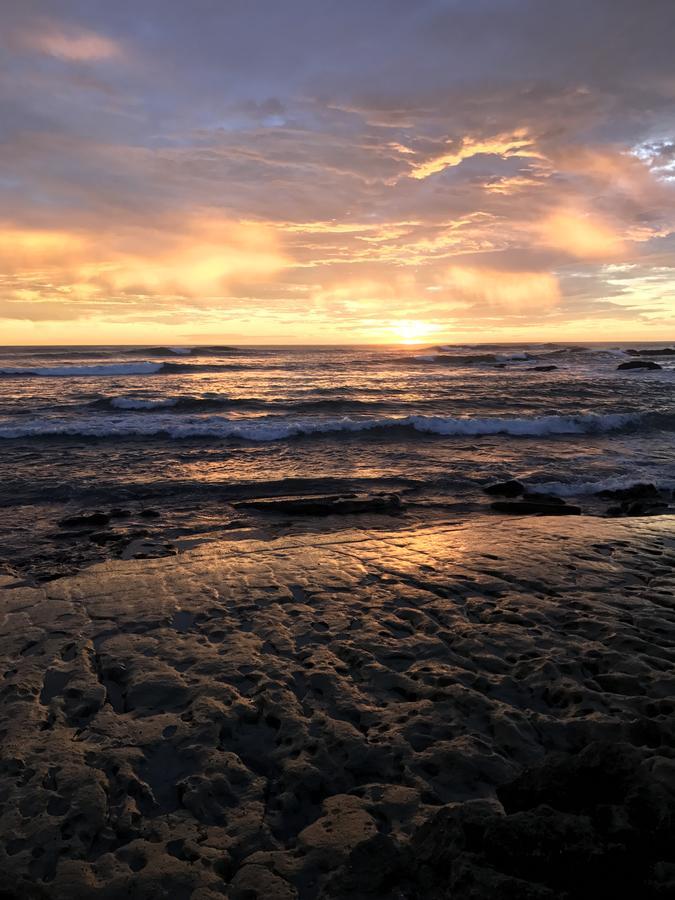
left=1, top=515, right=674, bottom=898
left=2, top=481, right=672, bottom=585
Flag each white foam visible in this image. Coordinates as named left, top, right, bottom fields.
left=109, top=397, right=179, bottom=409
left=0, top=411, right=642, bottom=441
left=0, top=362, right=163, bottom=377
left=527, top=474, right=675, bottom=498
left=495, top=352, right=532, bottom=362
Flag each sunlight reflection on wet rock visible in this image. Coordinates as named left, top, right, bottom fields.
left=0, top=516, right=673, bottom=897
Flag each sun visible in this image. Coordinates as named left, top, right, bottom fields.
left=390, top=319, right=441, bottom=344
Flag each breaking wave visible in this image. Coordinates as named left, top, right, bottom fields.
left=0, top=361, right=252, bottom=377
left=525, top=475, right=675, bottom=498
left=0, top=410, right=666, bottom=441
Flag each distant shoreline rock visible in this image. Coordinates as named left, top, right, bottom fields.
left=617, top=360, right=662, bottom=370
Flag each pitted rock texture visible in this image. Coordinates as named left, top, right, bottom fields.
left=0, top=516, right=674, bottom=898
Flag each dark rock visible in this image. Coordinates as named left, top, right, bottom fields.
left=232, top=493, right=403, bottom=516
left=529, top=365, right=558, bottom=372
left=328, top=833, right=403, bottom=897
left=139, top=509, right=161, bottom=519
left=58, top=512, right=110, bottom=529
left=599, top=483, right=671, bottom=518
left=627, top=501, right=669, bottom=515
left=625, top=347, right=675, bottom=356
left=338, top=738, right=675, bottom=900
left=522, top=492, right=565, bottom=506
left=607, top=500, right=670, bottom=518
left=596, top=483, right=659, bottom=502
left=484, top=480, right=525, bottom=498
left=491, top=501, right=581, bottom=515
left=617, top=360, right=662, bottom=370
left=88, top=531, right=122, bottom=545
left=109, top=508, right=131, bottom=518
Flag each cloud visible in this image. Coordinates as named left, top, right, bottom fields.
left=1, top=1, right=675, bottom=341
left=409, top=130, right=542, bottom=180
left=536, top=209, right=626, bottom=260
left=14, top=21, right=124, bottom=61
left=0, top=215, right=288, bottom=306
left=443, top=267, right=561, bottom=313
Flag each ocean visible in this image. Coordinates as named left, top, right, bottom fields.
left=1, top=341, right=673, bottom=579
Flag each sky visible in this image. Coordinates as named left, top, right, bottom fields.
left=1, top=0, right=675, bottom=344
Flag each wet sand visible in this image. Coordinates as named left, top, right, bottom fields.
left=1, top=515, right=674, bottom=898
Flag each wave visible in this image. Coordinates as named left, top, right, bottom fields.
left=409, top=353, right=507, bottom=365
left=417, top=345, right=636, bottom=366
left=0, top=410, right=662, bottom=441
left=0, top=360, right=252, bottom=377
left=0, top=362, right=165, bottom=377
left=527, top=474, right=675, bottom=498
left=107, top=397, right=180, bottom=410
left=92, top=394, right=401, bottom=414
left=93, top=395, right=265, bottom=412
left=124, top=345, right=242, bottom=356
left=159, top=361, right=251, bottom=373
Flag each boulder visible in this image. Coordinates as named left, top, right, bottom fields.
left=484, top=480, right=525, bottom=498
left=58, top=512, right=110, bottom=529
left=599, top=483, right=671, bottom=517
left=529, top=365, right=558, bottom=372
left=596, top=483, right=659, bottom=502
left=522, top=492, right=565, bottom=506
left=617, top=360, right=662, bottom=370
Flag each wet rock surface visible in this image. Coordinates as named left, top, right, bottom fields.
left=0, top=516, right=674, bottom=898
left=490, top=500, right=582, bottom=515
left=331, top=737, right=675, bottom=900
left=232, top=493, right=403, bottom=516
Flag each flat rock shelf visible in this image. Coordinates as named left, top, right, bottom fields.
left=1, top=516, right=674, bottom=899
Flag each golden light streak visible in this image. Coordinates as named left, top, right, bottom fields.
left=410, top=129, right=542, bottom=180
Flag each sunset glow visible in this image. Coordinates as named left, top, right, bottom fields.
left=391, top=320, right=441, bottom=344
left=1, top=2, right=674, bottom=343
left=1, top=8, right=675, bottom=897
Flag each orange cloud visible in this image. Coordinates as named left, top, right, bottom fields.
left=0, top=225, right=86, bottom=263
left=537, top=209, right=626, bottom=260
left=483, top=173, right=546, bottom=194
left=0, top=216, right=288, bottom=299
left=23, top=26, right=123, bottom=61
left=409, top=129, right=542, bottom=180
left=443, top=266, right=560, bottom=312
